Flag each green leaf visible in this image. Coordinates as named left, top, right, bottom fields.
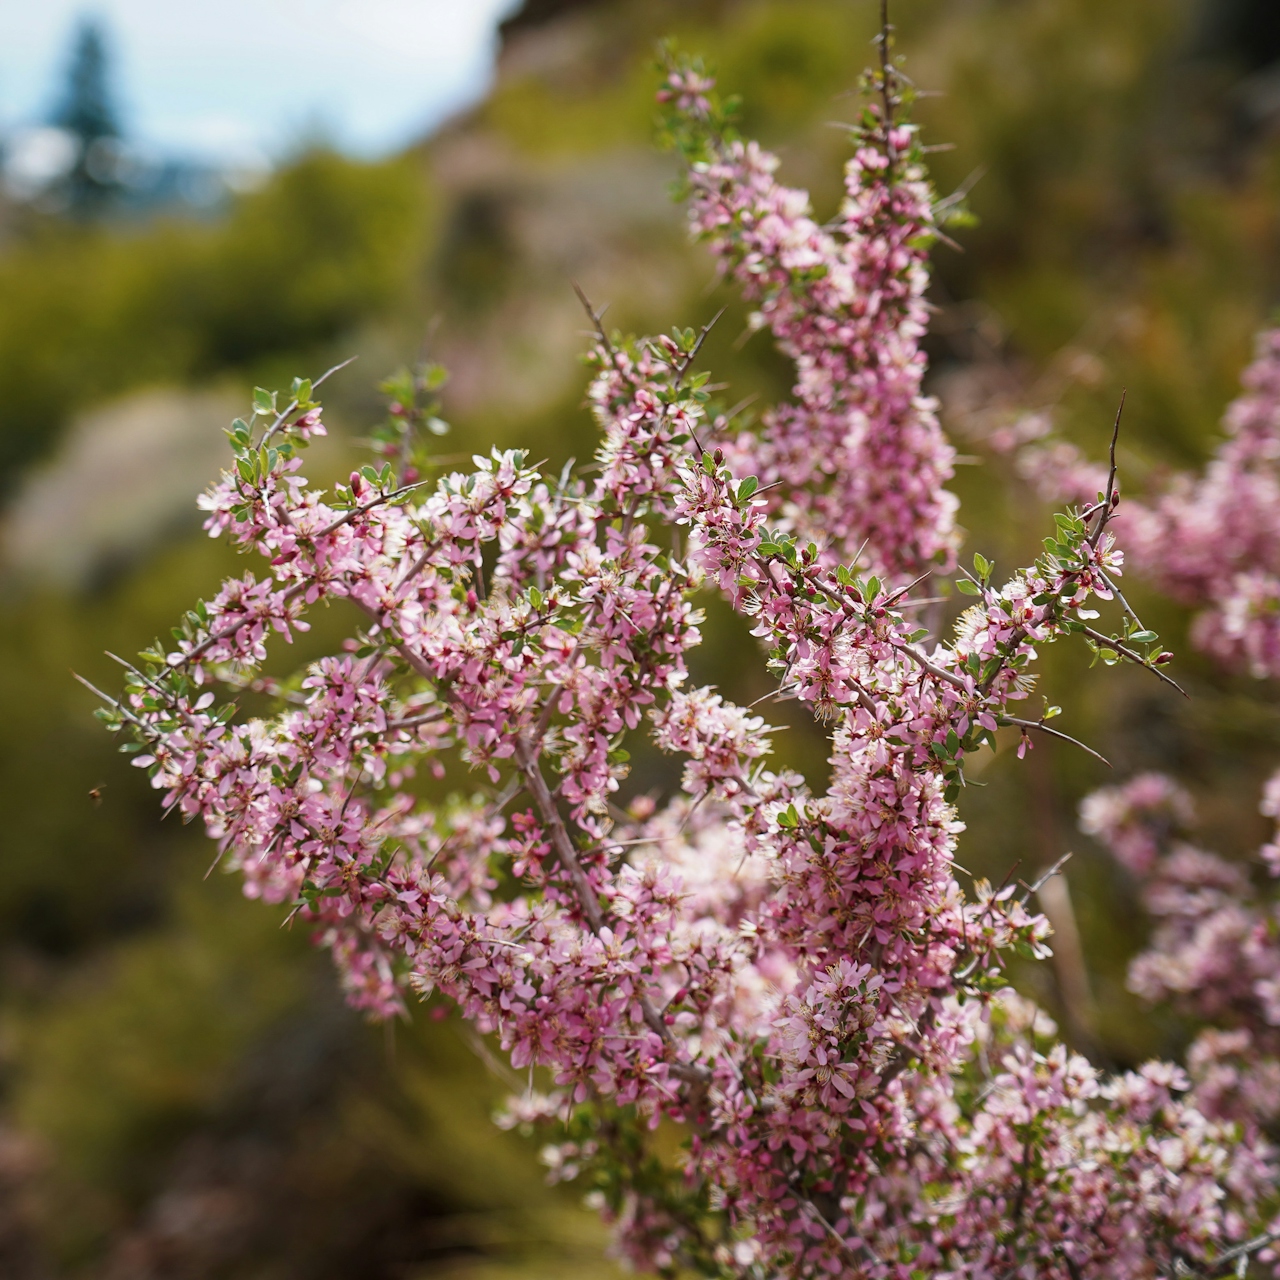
left=253, top=386, right=275, bottom=415
left=956, top=579, right=980, bottom=596
left=973, top=552, right=990, bottom=579
left=737, top=476, right=759, bottom=502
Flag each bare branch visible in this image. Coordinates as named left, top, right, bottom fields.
left=1098, top=569, right=1147, bottom=634
left=889, top=640, right=970, bottom=691
left=1088, top=391, right=1125, bottom=551
left=1019, top=850, right=1073, bottom=906
left=1209, top=1227, right=1280, bottom=1274
left=262, top=355, right=358, bottom=446
left=1000, top=716, right=1111, bottom=768
left=884, top=569, right=933, bottom=608
left=572, top=281, right=634, bottom=389
left=672, top=305, right=727, bottom=390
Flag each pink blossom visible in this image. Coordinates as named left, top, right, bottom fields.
left=1020, top=326, right=1280, bottom=678
left=89, top=48, right=1280, bottom=1280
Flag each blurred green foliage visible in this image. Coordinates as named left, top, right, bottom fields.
left=1, top=0, right=1280, bottom=1274
left=0, top=150, right=428, bottom=483
left=11, top=863, right=616, bottom=1277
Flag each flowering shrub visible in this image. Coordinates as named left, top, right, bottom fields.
left=1017, top=327, right=1280, bottom=681
left=87, top=27, right=1280, bottom=1280
left=1007, top=236, right=1280, bottom=1215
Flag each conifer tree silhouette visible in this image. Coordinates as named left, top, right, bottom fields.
left=52, top=18, right=122, bottom=218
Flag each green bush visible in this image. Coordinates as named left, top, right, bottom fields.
left=0, top=151, right=428, bottom=484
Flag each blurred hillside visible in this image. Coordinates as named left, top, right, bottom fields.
left=0, top=0, right=1279, bottom=1275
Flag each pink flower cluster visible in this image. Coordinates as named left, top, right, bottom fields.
left=1018, top=327, right=1280, bottom=678
left=1082, top=772, right=1280, bottom=1136
left=1015, top=307, right=1280, bottom=1219
left=660, top=54, right=958, bottom=581
left=1122, top=327, right=1280, bottom=678
left=92, top=52, right=1280, bottom=1280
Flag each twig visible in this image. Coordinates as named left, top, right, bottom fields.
left=993, top=858, right=1023, bottom=900
left=1018, top=851, right=1073, bottom=906
left=956, top=563, right=993, bottom=601
left=1000, top=716, right=1111, bottom=768
left=715, top=392, right=759, bottom=426
left=935, top=164, right=987, bottom=212
left=261, top=355, right=358, bottom=445
left=572, top=282, right=634, bottom=389
left=876, top=0, right=896, bottom=177
left=1097, top=569, right=1146, bottom=634
left=1087, top=391, right=1124, bottom=551
left=1078, top=625, right=1187, bottom=697
left=385, top=709, right=447, bottom=733
left=1209, top=1227, right=1280, bottom=1274
left=796, top=1191, right=878, bottom=1269
left=748, top=682, right=799, bottom=708
left=104, top=650, right=209, bottom=730
left=178, top=581, right=309, bottom=669
left=315, top=478, right=431, bottom=540
left=672, top=306, right=727, bottom=390
left=884, top=569, right=933, bottom=608
left=512, top=733, right=709, bottom=1087
left=73, top=672, right=153, bottom=736
left=889, top=641, right=970, bottom=691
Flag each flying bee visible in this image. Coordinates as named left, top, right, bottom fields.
left=88, top=784, right=106, bottom=806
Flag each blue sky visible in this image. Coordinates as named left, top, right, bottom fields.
left=0, top=0, right=521, bottom=165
